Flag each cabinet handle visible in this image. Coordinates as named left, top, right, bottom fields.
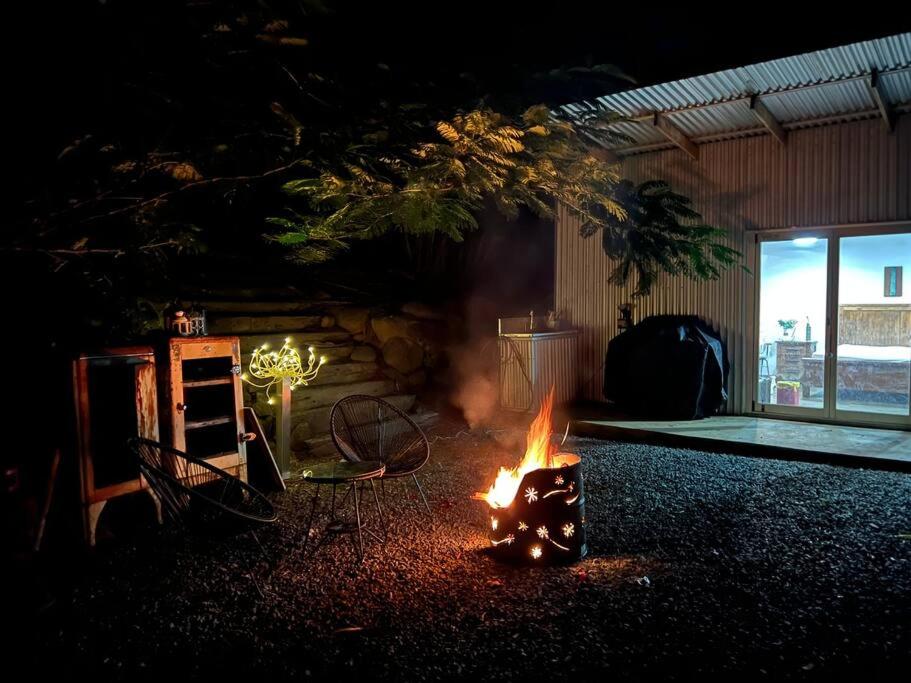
left=240, top=432, right=257, bottom=443
left=176, top=402, right=188, bottom=413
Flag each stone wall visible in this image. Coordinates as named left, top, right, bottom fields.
left=206, top=300, right=451, bottom=459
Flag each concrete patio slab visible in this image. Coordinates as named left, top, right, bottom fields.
left=574, top=416, right=911, bottom=471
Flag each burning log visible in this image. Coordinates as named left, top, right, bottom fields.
left=474, top=389, right=587, bottom=564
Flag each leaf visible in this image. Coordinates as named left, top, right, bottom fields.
left=270, top=102, right=303, bottom=146
left=362, top=130, right=389, bottom=145
left=168, top=162, right=203, bottom=182
left=263, top=19, right=289, bottom=33
left=272, top=231, right=311, bottom=245
left=256, top=35, right=309, bottom=47
left=436, top=122, right=460, bottom=143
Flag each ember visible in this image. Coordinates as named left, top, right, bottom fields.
left=475, top=388, right=587, bottom=564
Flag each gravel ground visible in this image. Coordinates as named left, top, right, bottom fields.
left=22, top=419, right=911, bottom=681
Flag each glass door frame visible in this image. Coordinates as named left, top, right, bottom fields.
left=749, top=223, right=911, bottom=430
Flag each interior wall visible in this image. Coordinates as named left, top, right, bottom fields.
left=556, top=115, right=911, bottom=411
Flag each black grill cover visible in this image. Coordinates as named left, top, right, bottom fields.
left=604, top=315, right=729, bottom=419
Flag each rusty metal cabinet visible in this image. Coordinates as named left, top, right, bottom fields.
left=164, top=337, right=248, bottom=480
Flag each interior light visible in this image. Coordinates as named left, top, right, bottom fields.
left=792, top=237, right=819, bottom=247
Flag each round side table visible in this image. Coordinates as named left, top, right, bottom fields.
left=300, top=460, right=386, bottom=561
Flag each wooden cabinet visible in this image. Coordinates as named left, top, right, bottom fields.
left=164, top=337, right=248, bottom=480
left=73, top=347, right=162, bottom=546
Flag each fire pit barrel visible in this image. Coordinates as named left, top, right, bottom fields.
left=487, top=453, right=587, bottom=564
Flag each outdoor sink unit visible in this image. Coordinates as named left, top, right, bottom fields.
left=498, top=316, right=579, bottom=413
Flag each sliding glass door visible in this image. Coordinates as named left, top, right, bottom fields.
left=754, top=228, right=910, bottom=428
left=835, top=233, right=911, bottom=422
left=755, top=235, right=830, bottom=418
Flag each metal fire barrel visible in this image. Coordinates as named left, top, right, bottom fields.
left=486, top=453, right=587, bottom=565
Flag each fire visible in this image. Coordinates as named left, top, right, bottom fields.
left=475, top=388, right=557, bottom=508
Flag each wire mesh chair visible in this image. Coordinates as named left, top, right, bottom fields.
left=130, top=438, right=277, bottom=526
left=129, top=438, right=277, bottom=594
left=329, top=395, right=431, bottom=515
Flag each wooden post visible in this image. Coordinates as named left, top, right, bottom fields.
left=276, top=377, right=292, bottom=479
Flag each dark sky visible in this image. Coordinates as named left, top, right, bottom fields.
left=6, top=1, right=908, bottom=193
left=323, top=3, right=908, bottom=88
left=11, top=2, right=909, bottom=100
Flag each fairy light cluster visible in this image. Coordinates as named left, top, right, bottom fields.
left=242, top=337, right=327, bottom=404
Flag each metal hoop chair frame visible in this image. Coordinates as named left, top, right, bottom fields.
left=129, top=438, right=277, bottom=595
left=329, top=395, right=432, bottom=515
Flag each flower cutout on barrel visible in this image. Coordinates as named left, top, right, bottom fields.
left=473, top=387, right=587, bottom=565
left=241, top=337, right=327, bottom=403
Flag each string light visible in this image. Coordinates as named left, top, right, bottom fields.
left=242, top=337, right=327, bottom=402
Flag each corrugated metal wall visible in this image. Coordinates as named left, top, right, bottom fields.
left=555, top=116, right=911, bottom=412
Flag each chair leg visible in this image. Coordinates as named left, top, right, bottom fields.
left=241, top=530, right=266, bottom=599
left=353, top=482, right=364, bottom=561
left=301, top=483, right=321, bottom=556
left=250, top=529, right=271, bottom=565
left=369, top=479, right=387, bottom=541
left=412, top=473, right=431, bottom=516
left=339, top=483, right=353, bottom=509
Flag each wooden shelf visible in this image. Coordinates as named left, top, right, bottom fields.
left=183, top=377, right=234, bottom=388
left=185, top=415, right=233, bottom=430
left=204, top=450, right=239, bottom=461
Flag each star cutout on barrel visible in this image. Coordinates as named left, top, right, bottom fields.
left=524, top=487, right=538, bottom=504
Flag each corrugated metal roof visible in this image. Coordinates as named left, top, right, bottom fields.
left=562, top=33, right=911, bottom=153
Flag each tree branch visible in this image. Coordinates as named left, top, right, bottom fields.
left=75, top=159, right=309, bottom=225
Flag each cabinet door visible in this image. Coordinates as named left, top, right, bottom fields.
left=74, top=349, right=159, bottom=504
left=169, top=338, right=246, bottom=477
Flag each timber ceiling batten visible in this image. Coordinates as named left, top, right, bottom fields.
left=868, top=69, right=895, bottom=132
left=653, top=113, right=699, bottom=160
left=749, top=95, right=787, bottom=145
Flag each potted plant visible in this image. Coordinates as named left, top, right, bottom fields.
left=777, top=319, right=798, bottom=340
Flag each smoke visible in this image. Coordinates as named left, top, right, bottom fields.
left=444, top=209, right=554, bottom=429
left=453, top=374, right=498, bottom=429
left=449, top=338, right=499, bottom=429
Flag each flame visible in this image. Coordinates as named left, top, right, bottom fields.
left=475, top=388, right=557, bottom=508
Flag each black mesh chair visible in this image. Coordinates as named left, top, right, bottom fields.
left=329, top=395, right=431, bottom=515
left=129, top=438, right=277, bottom=593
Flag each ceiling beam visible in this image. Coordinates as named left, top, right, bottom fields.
left=750, top=94, right=787, bottom=145
left=610, top=104, right=911, bottom=156
left=578, top=65, right=911, bottom=125
left=652, top=113, right=699, bottom=160
left=868, top=69, right=895, bottom=132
